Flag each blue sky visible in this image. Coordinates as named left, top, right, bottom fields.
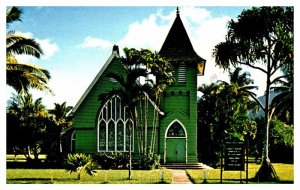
left=7, top=6, right=276, bottom=109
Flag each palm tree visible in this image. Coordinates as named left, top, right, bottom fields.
left=6, top=6, right=52, bottom=94
left=45, top=102, right=74, bottom=162
left=99, top=67, right=149, bottom=179
left=7, top=93, right=48, bottom=160
left=48, top=102, right=73, bottom=129
left=99, top=47, right=173, bottom=178
left=213, top=7, right=293, bottom=181
left=218, top=67, right=258, bottom=102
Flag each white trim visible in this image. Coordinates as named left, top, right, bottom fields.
left=97, top=95, right=134, bottom=153
left=70, top=130, right=76, bottom=152
left=164, top=119, right=187, bottom=138
left=71, top=51, right=119, bottom=114
left=164, top=119, right=188, bottom=163
left=143, top=92, right=164, bottom=115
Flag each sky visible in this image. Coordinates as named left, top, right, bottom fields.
left=5, top=6, right=262, bottom=109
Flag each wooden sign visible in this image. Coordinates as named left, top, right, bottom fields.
left=224, top=141, right=245, bottom=171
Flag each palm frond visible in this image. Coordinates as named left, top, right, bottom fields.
left=7, top=63, right=52, bottom=94
left=6, top=7, right=22, bottom=25
left=6, top=37, right=44, bottom=58
left=106, top=72, right=126, bottom=88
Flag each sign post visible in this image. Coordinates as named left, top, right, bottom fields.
left=224, top=141, right=245, bottom=171
left=221, top=140, right=246, bottom=183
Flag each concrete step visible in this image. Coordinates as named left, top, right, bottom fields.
left=162, top=163, right=212, bottom=170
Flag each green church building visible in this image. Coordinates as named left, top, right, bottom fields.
left=65, top=9, right=206, bottom=164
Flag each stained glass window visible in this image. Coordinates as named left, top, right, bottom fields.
left=99, top=121, right=106, bottom=150
left=98, top=95, right=133, bottom=152
left=167, top=122, right=185, bottom=137
left=117, top=120, right=124, bottom=151
left=108, top=121, right=115, bottom=151
left=126, top=121, right=133, bottom=151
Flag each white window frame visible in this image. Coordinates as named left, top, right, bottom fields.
left=97, top=95, right=134, bottom=152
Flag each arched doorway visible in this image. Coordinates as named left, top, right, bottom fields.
left=165, top=120, right=187, bottom=163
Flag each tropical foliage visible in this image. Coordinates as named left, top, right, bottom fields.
left=92, top=152, right=129, bottom=169
left=66, top=153, right=98, bottom=180
left=7, top=93, right=73, bottom=163
left=213, top=6, right=293, bottom=181
left=197, top=67, right=258, bottom=167
left=7, top=93, right=48, bottom=160
left=99, top=47, right=173, bottom=178
left=270, top=66, right=293, bottom=125
left=44, top=102, right=73, bottom=162
left=6, top=6, right=52, bottom=94
left=252, top=118, right=294, bottom=163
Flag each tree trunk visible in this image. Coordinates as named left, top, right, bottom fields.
left=254, top=51, right=278, bottom=182
left=128, top=125, right=132, bottom=180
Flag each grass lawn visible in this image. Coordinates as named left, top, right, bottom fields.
left=6, top=168, right=172, bottom=184
left=186, top=163, right=294, bottom=184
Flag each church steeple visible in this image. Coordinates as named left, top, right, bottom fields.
left=176, top=7, right=180, bottom=16
left=159, top=7, right=205, bottom=64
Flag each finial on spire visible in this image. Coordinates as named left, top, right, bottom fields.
left=176, top=7, right=180, bottom=16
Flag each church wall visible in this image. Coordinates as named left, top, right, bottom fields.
left=159, top=64, right=198, bottom=163
left=73, top=58, right=125, bottom=153
left=186, top=65, right=198, bottom=163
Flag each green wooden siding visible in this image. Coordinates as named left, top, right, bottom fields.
left=160, top=64, right=198, bottom=163
left=73, top=58, right=125, bottom=153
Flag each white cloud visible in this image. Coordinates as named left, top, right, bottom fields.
left=118, top=13, right=171, bottom=51
left=77, top=36, right=113, bottom=49
left=37, top=38, right=59, bottom=60
left=13, top=31, right=59, bottom=63
left=115, top=7, right=269, bottom=96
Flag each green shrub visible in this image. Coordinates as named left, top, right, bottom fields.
left=93, top=152, right=128, bottom=169
left=269, top=119, right=294, bottom=163
left=66, top=153, right=98, bottom=180
left=139, top=149, right=161, bottom=170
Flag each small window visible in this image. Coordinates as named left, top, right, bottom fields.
left=71, top=131, right=76, bottom=153
left=179, top=91, right=182, bottom=96
left=171, top=91, right=175, bottom=96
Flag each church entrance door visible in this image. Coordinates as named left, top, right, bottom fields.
left=166, top=138, right=186, bottom=162
left=165, top=120, right=187, bottom=163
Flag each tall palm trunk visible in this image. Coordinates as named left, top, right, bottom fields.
left=128, top=125, right=132, bottom=179
left=144, top=94, right=148, bottom=151
left=254, top=45, right=278, bottom=181
left=151, top=96, right=160, bottom=154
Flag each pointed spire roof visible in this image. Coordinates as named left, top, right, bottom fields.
left=159, top=8, right=205, bottom=63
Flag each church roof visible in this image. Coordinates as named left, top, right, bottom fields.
left=71, top=48, right=120, bottom=115
left=159, top=8, right=205, bottom=63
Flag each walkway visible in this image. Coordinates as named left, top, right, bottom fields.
left=172, top=169, right=193, bottom=184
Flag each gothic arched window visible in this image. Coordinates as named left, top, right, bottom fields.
left=167, top=121, right=186, bottom=137
left=97, top=95, right=133, bottom=152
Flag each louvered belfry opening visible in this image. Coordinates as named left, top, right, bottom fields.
left=178, top=62, right=186, bottom=83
